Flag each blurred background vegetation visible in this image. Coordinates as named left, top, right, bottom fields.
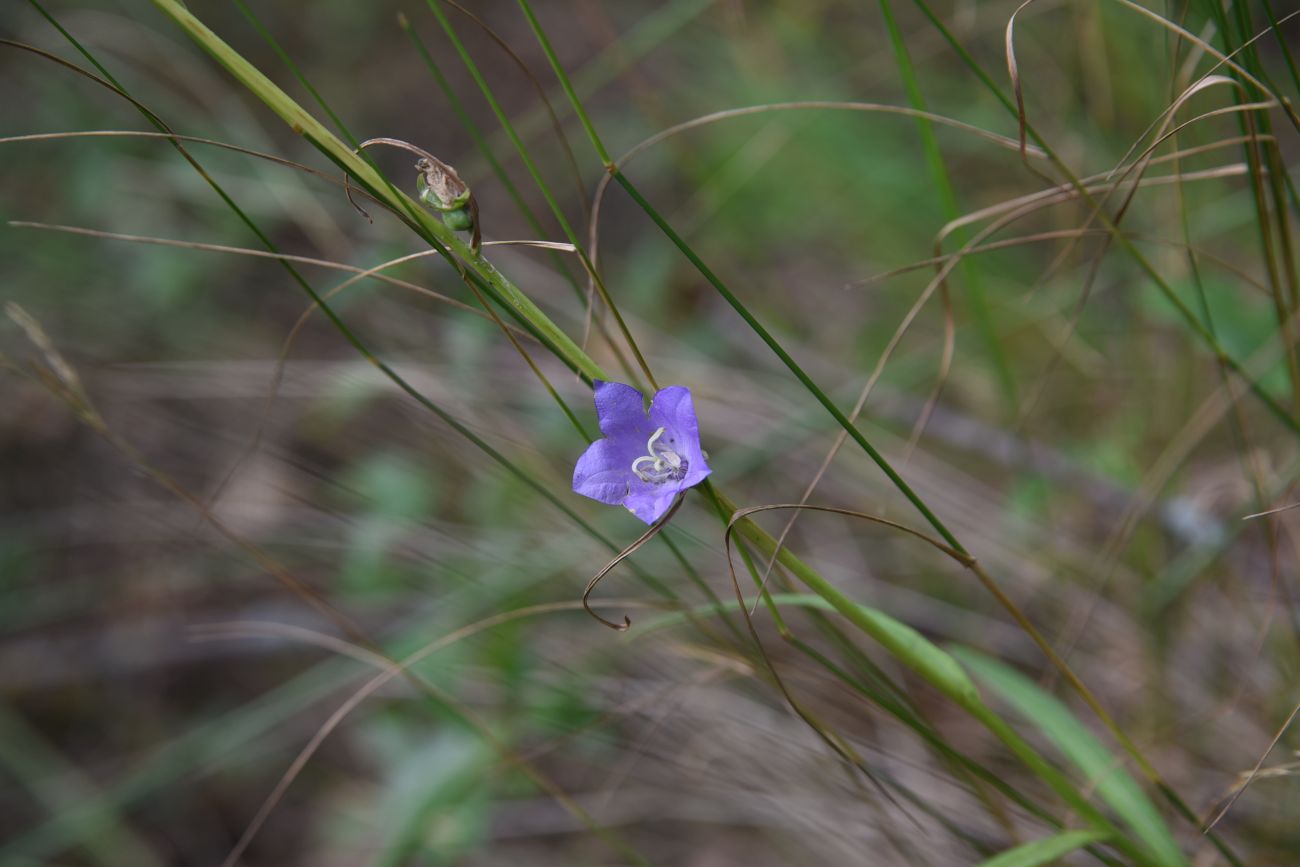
left=2, top=0, right=1299, bottom=864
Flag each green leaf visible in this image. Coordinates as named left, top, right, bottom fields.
left=954, top=649, right=1187, bottom=867
left=977, top=829, right=1110, bottom=867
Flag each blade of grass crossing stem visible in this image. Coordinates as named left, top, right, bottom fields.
left=876, top=0, right=1016, bottom=414
left=49, top=3, right=587, bottom=542
left=640, top=591, right=1090, bottom=842
left=516, top=1, right=612, bottom=165
left=954, top=649, right=1188, bottom=867
left=976, top=830, right=1112, bottom=867
left=134, top=0, right=843, bottom=656
left=515, top=3, right=972, bottom=552
left=148, top=0, right=736, bottom=636
left=29, top=5, right=593, bottom=501
left=479, top=0, right=712, bottom=166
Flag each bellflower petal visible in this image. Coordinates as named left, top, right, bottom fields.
left=572, top=438, right=640, bottom=505
left=626, top=489, right=682, bottom=524
left=572, top=381, right=712, bottom=524
left=593, top=380, right=654, bottom=441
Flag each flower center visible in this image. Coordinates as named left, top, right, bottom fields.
left=631, top=427, right=688, bottom=484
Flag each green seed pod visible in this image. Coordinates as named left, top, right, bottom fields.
left=441, top=206, right=474, bottom=232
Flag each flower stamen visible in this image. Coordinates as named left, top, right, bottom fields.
left=631, top=426, right=688, bottom=483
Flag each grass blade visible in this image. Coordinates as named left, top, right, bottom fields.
left=954, top=649, right=1188, bottom=867
left=977, top=829, right=1112, bottom=867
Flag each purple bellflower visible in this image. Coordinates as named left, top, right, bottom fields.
left=573, top=381, right=712, bottom=524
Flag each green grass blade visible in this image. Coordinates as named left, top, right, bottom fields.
left=977, top=829, right=1112, bottom=867
left=954, top=649, right=1188, bottom=867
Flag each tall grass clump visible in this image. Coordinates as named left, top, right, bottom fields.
left=2, top=0, right=1299, bottom=864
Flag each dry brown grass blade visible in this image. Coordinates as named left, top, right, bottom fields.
left=1004, top=0, right=1042, bottom=176
left=1203, top=702, right=1300, bottom=832
left=1110, top=0, right=1298, bottom=125
left=583, top=494, right=685, bottom=630
left=0, top=130, right=373, bottom=198
left=5, top=220, right=499, bottom=321
left=1022, top=77, right=1248, bottom=310
left=1004, top=1, right=1297, bottom=172
left=748, top=246, right=970, bottom=612
left=1243, top=502, right=1300, bottom=521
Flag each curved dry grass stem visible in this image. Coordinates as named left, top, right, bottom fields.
left=1006, top=1, right=1298, bottom=167
left=188, top=621, right=391, bottom=668
left=747, top=244, right=971, bottom=611
left=1004, top=1, right=1045, bottom=177
left=583, top=494, right=686, bottom=630
left=4, top=221, right=502, bottom=323
left=1021, top=77, right=1248, bottom=309
left=1111, top=0, right=1299, bottom=127
left=0, top=129, right=371, bottom=196
left=716, top=505, right=926, bottom=809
